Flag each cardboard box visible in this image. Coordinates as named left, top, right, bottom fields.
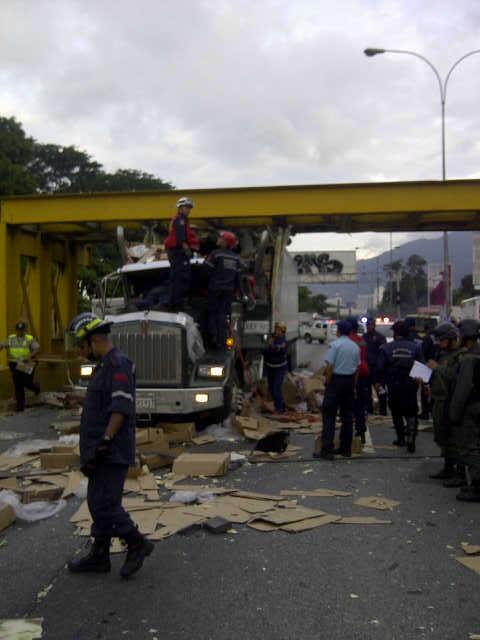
left=282, top=373, right=301, bottom=407
left=22, top=485, right=63, bottom=503
left=40, top=452, right=80, bottom=470
left=0, top=503, right=16, bottom=532
left=232, top=415, right=259, bottom=434
left=158, top=422, right=195, bottom=443
left=172, top=452, right=230, bottom=477
left=140, top=453, right=174, bottom=471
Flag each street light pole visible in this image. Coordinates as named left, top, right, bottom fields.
left=364, top=47, right=480, bottom=319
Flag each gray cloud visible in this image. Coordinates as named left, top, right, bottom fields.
left=1, top=0, right=479, bottom=255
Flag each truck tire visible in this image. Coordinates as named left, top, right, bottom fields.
left=304, top=333, right=312, bottom=344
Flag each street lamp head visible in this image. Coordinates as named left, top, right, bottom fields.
left=364, top=48, right=386, bottom=57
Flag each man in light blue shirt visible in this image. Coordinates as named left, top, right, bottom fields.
left=315, top=320, right=360, bottom=460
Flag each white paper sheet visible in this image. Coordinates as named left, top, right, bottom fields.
left=409, top=360, right=432, bottom=384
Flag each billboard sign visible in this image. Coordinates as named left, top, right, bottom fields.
left=290, top=250, right=357, bottom=284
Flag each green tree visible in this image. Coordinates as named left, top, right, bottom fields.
left=92, top=169, right=172, bottom=192
left=0, top=117, right=37, bottom=195
left=298, top=286, right=327, bottom=314
left=28, top=143, right=103, bottom=193
left=453, top=273, right=475, bottom=305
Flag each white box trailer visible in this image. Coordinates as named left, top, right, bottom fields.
left=460, top=296, right=480, bottom=320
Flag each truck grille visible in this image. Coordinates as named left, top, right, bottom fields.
left=111, top=321, right=183, bottom=386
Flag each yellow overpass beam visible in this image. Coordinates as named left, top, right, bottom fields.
left=1, top=179, right=480, bottom=232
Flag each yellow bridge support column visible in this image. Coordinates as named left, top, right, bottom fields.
left=0, top=220, right=7, bottom=368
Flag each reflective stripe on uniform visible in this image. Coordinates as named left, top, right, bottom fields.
left=111, top=390, right=134, bottom=402
left=7, top=334, right=34, bottom=361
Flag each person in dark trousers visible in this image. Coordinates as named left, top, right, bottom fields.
left=449, top=319, right=480, bottom=502
left=427, top=322, right=465, bottom=485
left=66, top=313, right=154, bottom=579
left=264, top=321, right=288, bottom=414
left=315, top=320, right=360, bottom=460
left=419, top=323, right=438, bottom=420
left=364, top=318, right=387, bottom=415
left=164, top=196, right=199, bottom=310
left=346, top=317, right=369, bottom=443
left=0, top=321, right=40, bottom=412
left=205, top=231, right=242, bottom=349
left=376, top=321, right=424, bottom=452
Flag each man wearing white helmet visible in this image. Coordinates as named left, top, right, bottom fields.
left=164, top=197, right=199, bottom=310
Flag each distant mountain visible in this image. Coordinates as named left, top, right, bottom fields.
left=310, top=232, right=473, bottom=304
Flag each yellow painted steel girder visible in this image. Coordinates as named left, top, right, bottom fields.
left=1, top=179, right=480, bottom=232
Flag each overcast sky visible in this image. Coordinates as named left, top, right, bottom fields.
left=1, top=0, right=479, bottom=257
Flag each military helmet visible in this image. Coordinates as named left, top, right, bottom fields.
left=68, top=313, right=112, bottom=343
left=433, top=322, right=459, bottom=341
left=458, top=319, right=480, bottom=339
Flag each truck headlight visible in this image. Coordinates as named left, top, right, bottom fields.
left=80, top=364, right=94, bottom=377
left=195, top=393, right=209, bottom=404
left=198, top=364, right=225, bottom=378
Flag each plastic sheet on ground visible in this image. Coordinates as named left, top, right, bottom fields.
left=204, top=418, right=240, bottom=442
left=0, top=490, right=66, bottom=522
left=0, top=618, right=43, bottom=640
left=169, top=490, right=217, bottom=504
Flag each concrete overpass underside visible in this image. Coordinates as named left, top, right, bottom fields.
left=1, top=178, right=479, bottom=398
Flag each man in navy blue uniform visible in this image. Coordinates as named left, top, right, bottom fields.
left=264, top=321, right=289, bottom=414
left=376, top=320, right=424, bottom=452
left=66, top=313, right=154, bottom=579
left=364, top=317, right=387, bottom=415
left=164, top=196, right=200, bottom=310
left=205, top=231, right=242, bottom=349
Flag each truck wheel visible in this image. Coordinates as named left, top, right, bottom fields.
left=304, top=333, right=312, bottom=344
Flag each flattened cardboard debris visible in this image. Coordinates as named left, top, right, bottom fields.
left=62, top=471, right=83, bottom=498
left=251, top=506, right=326, bottom=526
left=138, top=474, right=158, bottom=492
left=281, top=514, right=341, bottom=532
left=150, top=510, right=206, bottom=540
left=184, top=502, right=251, bottom=524
left=0, top=455, right=40, bottom=472
left=124, top=478, right=142, bottom=493
left=29, top=474, right=68, bottom=488
left=158, top=422, right=195, bottom=443
left=22, top=485, right=64, bottom=503
left=248, top=445, right=302, bottom=462
left=232, top=490, right=283, bottom=501
left=191, top=434, right=217, bottom=446
left=335, top=516, right=393, bottom=525
left=140, top=453, right=174, bottom=470
left=221, top=496, right=277, bottom=514
left=280, top=488, right=352, bottom=498
left=127, top=464, right=144, bottom=479
left=0, top=503, right=16, bottom=532
left=70, top=501, right=91, bottom=524
left=354, top=496, right=400, bottom=511
left=172, top=452, right=230, bottom=477
left=461, top=542, right=480, bottom=555
left=455, top=556, right=480, bottom=575
left=40, top=452, right=80, bottom=470
left=0, top=478, right=18, bottom=491
left=247, top=520, right=280, bottom=532
left=166, top=484, right=232, bottom=495
left=233, top=415, right=259, bottom=433
left=130, top=508, right=162, bottom=535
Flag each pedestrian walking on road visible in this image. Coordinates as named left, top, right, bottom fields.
left=376, top=321, right=423, bottom=452
left=427, top=322, right=465, bottom=485
left=66, top=313, right=154, bottom=579
left=205, top=231, right=242, bottom=349
left=364, top=318, right=387, bottom=415
left=449, top=319, right=480, bottom=502
left=264, top=321, right=288, bottom=414
left=347, top=317, right=369, bottom=444
left=164, top=196, right=199, bottom=310
left=315, top=319, right=360, bottom=460
left=0, top=321, right=40, bottom=412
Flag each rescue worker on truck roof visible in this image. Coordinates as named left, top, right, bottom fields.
left=65, top=312, right=154, bottom=579
left=205, top=230, right=242, bottom=350
left=0, top=321, right=40, bottom=412
left=164, top=196, right=200, bottom=311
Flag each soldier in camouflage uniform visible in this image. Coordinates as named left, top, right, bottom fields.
left=449, top=319, right=480, bottom=502
left=427, top=323, right=465, bottom=485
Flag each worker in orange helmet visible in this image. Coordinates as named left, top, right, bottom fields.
left=205, top=231, right=243, bottom=350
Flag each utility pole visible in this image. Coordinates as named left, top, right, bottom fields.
left=376, top=256, right=380, bottom=311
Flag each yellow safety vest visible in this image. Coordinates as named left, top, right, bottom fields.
left=7, top=334, right=34, bottom=361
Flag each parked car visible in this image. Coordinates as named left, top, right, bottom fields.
left=299, top=320, right=328, bottom=343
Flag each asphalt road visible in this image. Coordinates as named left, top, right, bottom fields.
left=1, top=356, right=479, bottom=640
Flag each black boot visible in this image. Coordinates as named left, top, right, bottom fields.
left=68, top=538, right=111, bottom=573
left=120, top=528, right=154, bottom=579
left=392, top=415, right=405, bottom=446
left=430, top=458, right=455, bottom=480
